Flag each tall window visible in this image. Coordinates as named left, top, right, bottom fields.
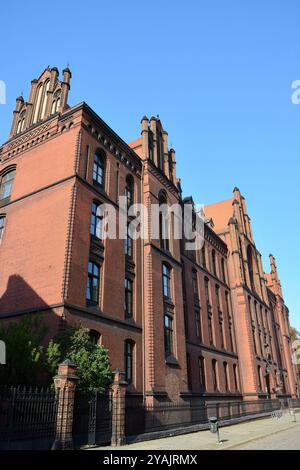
left=204, top=277, right=210, bottom=305
left=195, top=309, right=202, bottom=341
left=164, top=314, right=173, bottom=357
left=90, top=202, right=103, bottom=239
left=199, top=356, right=206, bottom=390
left=93, top=151, right=105, bottom=187
left=257, top=365, right=262, bottom=391
left=202, top=245, right=206, bottom=268
left=162, top=264, right=172, bottom=300
left=215, top=285, right=221, bottom=311
left=17, top=111, right=26, bottom=134
left=212, top=359, right=218, bottom=391
left=125, top=223, right=133, bottom=258
left=125, top=340, right=134, bottom=384
left=247, top=245, right=255, bottom=291
left=0, top=216, right=5, bottom=242
left=233, top=364, right=239, bottom=391
left=86, top=261, right=100, bottom=305
left=223, top=362, right=229, bottom=391
left=125, top=277, right=133, bottom=318
left=159, top=192, right=170, bottom=251
left=225, top=291, right=234, bottom=351
left=192, top=269, right=199, bottom=299
left=0, top=169, right=16, bottom=201
left=186, top=353, right=192, bottom=390
left=125, top=175, right=134, bottom=208
left=219, top=317, right=224, bottom=349
left=221, top=258, right=226, bottom=283
left=212, top=250, right=217, bottom=277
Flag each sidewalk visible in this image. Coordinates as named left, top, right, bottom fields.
left=92, top=411, right=300, bottom=451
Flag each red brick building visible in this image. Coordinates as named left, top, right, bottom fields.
left=0, top=67, right=298, bottom=402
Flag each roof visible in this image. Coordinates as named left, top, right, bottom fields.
left=204, top=197, right=234, bottom=233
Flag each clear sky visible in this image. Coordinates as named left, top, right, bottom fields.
left=0, top=0, right=299, bottom=329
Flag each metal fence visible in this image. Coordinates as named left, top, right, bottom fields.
left=125, top=398, right=287, bottom=440
left=0, top=386, right=58, bottom=450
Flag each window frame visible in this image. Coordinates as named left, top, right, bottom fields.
left=93, top=150, right=105, bottom=188
left=86, top=260, right=100, bottom=305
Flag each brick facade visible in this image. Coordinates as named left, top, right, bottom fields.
left=0, top=67, right=298, bottom=402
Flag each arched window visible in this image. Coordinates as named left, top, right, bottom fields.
left=86, top=260, right=100, bottom=305
left=89, top=330, right=101, bottom=345
left=93, top=150, right=105, bottom=188
left=212, top=359, right=218, bottom=391
left=0, top=216, right=5, bottom=242
left=90, top=201, right=103, bottom=239
left=0, top=168, right=16, bottom=202
left=33, top=84, right=43, bottom=123
left=159, top=191, right=169, bottom=251
left=162, top=263, right=172, bottom=300
left=51, top=89, right=61, bottom=115
left=125, top=175, right=134, bottom=209
left=247, top=245, right=255, bottom=291
left=17, top=111, right=26, bottom=134
left=41, top=80, right=50, bottom=119
left=223, top=362, right=229, bottom=391
left=124, top=340, right=135, bottom=384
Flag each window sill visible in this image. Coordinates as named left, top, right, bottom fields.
left=165, top=355, right=180, bottom=367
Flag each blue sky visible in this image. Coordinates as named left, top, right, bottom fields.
left=0, top=0, right=299, bottom=329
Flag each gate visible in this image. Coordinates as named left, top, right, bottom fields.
left=72, top=390, right=112, bottom=447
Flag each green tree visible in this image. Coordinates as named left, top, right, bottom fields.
left=0, top=316, right=47, bottom=386
left=46, top=325, right=112, bottom=393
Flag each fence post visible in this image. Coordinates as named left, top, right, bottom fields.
left=52, top=359, right=79, bottom=450
left=111, top=369, right=127, bottom=447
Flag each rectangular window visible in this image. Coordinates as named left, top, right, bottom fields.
left=223, top=362, right=229, bottom=391
left=219, top=319, right=224, bottom=349
left=0, top=216, right=5, bottom=241
left=90, top=202, right=103, bottom=239
left=0, top=170, right=16, bottom=201
left=125, top=277, right=133, bottom=318
left=125, top=224, right=133, bottom=258
left=195, top=309, right=202, bottom=341
left=164, top=314, right=173, bottom=357
left=86, top=261, right=100, bottom=305
left=192, top=269, right=198, bottom=298
left=125, top=341, right=134, bottom=384
left=215, top=284, right=221, bottom=311
left=186, top=353, right=192, bottom=390
left=212, top=360, right=218, bottom=391
left=199, top=356, right=206, bottom=390
left=205, top=277, right=210, bottom=304
left=162, top=264, right=172, bottom=300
